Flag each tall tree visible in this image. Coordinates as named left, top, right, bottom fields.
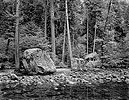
left=15, top=0, right=20, bottom=70
left=62, top=22, right=66, bottom=63
left=101, top=0, right=112, bottom=64
left=104, top=0, right=113, bottom=31
left=86, top=7, right=89, bottom=54
left=83, top=1, right=89, bottom=54
left=50, top=0, right=56, bottom=60
left=93, top=24, right=97, bottom=52
left=65, top=0, right=72, bottom=67
left=44, top=0, right=47, bottom=38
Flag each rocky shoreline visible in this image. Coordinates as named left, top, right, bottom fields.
left=0, top=68, right=129, bottom=87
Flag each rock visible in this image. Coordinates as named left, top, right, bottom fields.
left=59, top=62, right=67, bottom=68
left=85, top=52, right=99, bottom=60
left=10, top=74, right=18, bottom=80
left=23, top=48, right=56, bottom=75
left=71, top=58, right=84, bottom=70
left=86, top=60, right=101, bottom=68
left=71, top=58, right=78, bottom=70
left=84, top=52, right=101, bottom=68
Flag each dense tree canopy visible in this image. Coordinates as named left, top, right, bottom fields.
left=0, top=0, right=129, bottom=69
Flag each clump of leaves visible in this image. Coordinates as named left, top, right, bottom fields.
left=19, top=36, right=50, bottom=52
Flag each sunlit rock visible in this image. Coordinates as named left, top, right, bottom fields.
left=22, top=48, right=56, bottom=75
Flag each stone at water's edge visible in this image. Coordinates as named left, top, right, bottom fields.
left=71, top=58, right=78, bottom=70
left=71, top=58, right=85, bottom=70
left=23, top=48, right=56, bottom=74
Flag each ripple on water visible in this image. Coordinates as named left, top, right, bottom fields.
left=0, top=82, right=129, bottom=100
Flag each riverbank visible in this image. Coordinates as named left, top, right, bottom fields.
left=0, top=68, right=129, bottom=87
left=1, top=68, right=129, bottom=100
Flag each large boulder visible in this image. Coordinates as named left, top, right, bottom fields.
left=85, top=52, right=99, bottom=60
left=22, top=48, right=56, bottom=74
left=85, top=60, right=101, bottom=68
left=84, top=52, right=101, bottom=68
left=71, top=58, right=84, bottom=70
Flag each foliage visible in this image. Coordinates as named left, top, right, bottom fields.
left=19, top=36, right=50, bottom=52
left=0, top=0, right=129, bottom=68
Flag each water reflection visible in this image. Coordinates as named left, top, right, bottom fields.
left=0, top=82, right=129, bottom=100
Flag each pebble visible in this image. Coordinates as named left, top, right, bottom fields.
left=0, top=69, right=129, bottom=87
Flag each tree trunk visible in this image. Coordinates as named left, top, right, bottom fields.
left=44, top=0, right=47, bottom=38
left=50, top=0, right=56, bottom=61
left=62, top=23, right=66, bottom=63
left=72, top=34, right=74, bottom=49
left=101, top=0, right=112, bottom=65
left=93, top=24, right=97, bottom=53
left=5, top=39, right=10, bottom=54
left=86, top=8, right=89, bottom=55
left=65, top=0, right=72, bottom=67
left=15, top=0, right=20, bottom=70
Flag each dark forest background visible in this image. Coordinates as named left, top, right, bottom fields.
left=1, top=0, right=129, bottom=69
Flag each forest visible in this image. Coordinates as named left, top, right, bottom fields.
left=1, top=0, right=129, bottom=99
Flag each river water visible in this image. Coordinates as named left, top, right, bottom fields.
left=0, top=82, right=128, bottom=100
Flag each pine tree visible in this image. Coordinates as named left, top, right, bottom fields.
left=65, top=0, right=72, bottom=67
left=50, top=0, right=56, bottom=61
left=44, top=0, right=47, bottom=38
left=15, top=0, right=20, bottom=70
left=62, top=22, right=66, bottom=63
